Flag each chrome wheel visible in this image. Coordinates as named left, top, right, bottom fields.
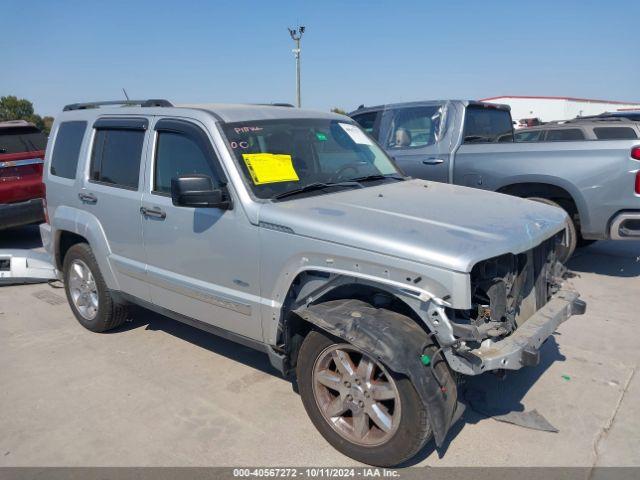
left=312, top=344, right=401, bottom=446
left=68, top=259, right=98, bottom=320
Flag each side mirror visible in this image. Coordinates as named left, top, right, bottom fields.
left=171, top=175, right=231, bottom=209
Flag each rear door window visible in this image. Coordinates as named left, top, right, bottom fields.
left=90, top=127, right=145, bottom=189
left=545, top=129, right=585, bottom=141
left=593, top=127, right=638, bottom=140
left=463, top=106, right=514, bottom=143
left=50, top=121, right=87, bottom=179
left=386, top=105, right=443, bottom=149
left=0, top=125, right=48, bottom=154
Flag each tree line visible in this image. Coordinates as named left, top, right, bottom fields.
left=0, top=96, right=54, bottom=134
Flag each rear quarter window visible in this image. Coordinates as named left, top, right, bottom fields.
left=50, top=121, right=87, bottom=179
left=593, top=127, right=638, bottom=140
left=545, top=129, right=585, bottom=141
left=463, top=106, right=514, bottom=143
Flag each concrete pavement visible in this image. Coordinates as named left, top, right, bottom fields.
left=0, top=226, right=638, bottom=466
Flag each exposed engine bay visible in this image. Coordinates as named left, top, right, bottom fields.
left=448, top=231, right=567, bottom=346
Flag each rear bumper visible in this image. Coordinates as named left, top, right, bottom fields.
left=455, top=290, right=585, bottom=374
left=0, top=198, right=44, bottom=230
left=609, top=211, right=640, bottom=240
left=0, top=249, right=58, bottom=285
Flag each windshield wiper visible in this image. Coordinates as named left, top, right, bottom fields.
left=272, top=181, right=362, bottom=201
left=350, top=174, right=405, bottom=183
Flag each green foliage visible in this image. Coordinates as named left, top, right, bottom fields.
left=330, top=107, right=348, bottom=115
left=0, top=95, right=53, bottom=134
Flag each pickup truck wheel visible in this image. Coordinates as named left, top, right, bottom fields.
left=63, top=243, right=128, bottom=332
left=527, top=197, right=577, bottom=263
left=297, top=330, right=431, bottom=466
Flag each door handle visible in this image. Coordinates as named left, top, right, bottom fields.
left=78, top=192, right=97, bottom=204
left=140, top=206, right=167, bottom=220
left=422, top=157, right=444, bottom=165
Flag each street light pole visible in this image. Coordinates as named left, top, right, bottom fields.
left=288, top=26, right=305, bottom=108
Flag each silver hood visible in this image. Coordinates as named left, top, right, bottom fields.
left=259, top=179, right=568, bottom=272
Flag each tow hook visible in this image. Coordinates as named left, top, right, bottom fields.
left=522, top=346, right=541, bottom=367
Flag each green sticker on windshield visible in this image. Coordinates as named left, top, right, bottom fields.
left=315, top=131, right=328, bottom=141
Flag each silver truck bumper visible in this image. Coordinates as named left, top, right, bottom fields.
left=0, top=249, right=59, bottom=285
left=609, top=211, right=640, bottom=239
left=456, top=290, right=585, bottom=374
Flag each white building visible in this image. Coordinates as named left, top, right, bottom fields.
left=480, top=95, right=640, bottom=124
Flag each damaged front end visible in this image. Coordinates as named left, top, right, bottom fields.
left=290, top=232, right=584, bottom=448
left=444, top=231, right=586, bottom=375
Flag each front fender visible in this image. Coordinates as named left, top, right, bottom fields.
left=295, top=298, right=461, bottom=447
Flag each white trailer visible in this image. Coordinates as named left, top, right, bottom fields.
left=481, top=95, right=640, bottom=125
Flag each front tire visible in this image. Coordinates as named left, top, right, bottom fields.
left=63, top=243, right=128, bottom=332
left=296, top=330, right=432, bottom=466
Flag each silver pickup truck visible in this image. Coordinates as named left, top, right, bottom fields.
left=350, top=100, right=640, bottom=258
left=41, top=100, right=584, bottom=466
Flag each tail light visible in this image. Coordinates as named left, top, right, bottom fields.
left=632, top=146, right=640, bottom=161
left=636, top=171, right=640, bottom=195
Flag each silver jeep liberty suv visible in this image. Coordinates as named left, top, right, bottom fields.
left=40, top=99, right=585, bottom=466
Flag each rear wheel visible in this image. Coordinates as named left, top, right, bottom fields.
left=63, top=243, right=128, bottom=332
left=296, top=330, right=431, bottom=466
left=527, top=197, right=577, bottom=263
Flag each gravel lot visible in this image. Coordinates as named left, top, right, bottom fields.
left=0, top=225, right=639, bottom=467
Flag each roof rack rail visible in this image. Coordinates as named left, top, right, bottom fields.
left=255, top=103, right=295, bottom=108
left=564, top=116, right=627, bottom=124
left=63, top=99, right=173, bottom=111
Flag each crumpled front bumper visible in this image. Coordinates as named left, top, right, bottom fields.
left=454, top=290, right=586, bottom=375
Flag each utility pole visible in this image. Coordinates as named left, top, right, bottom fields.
left=288, top=25, right=305, bottom=108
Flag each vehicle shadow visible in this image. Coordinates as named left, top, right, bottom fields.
left=402, top=336, right=565, bottom=466
left=568, top=240, right=640, bottom=277
left=0, top=225, right=43, bottom=250
left=112, top=305, right=283, bottom=378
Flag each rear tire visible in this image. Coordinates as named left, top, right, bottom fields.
left=527, top=197, right=577, bottom=263
left=63, top=243, right=128, bottom=332
left=296, top=330, right=432, bottom=467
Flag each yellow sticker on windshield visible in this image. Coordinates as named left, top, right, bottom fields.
left=242, top=153, right=299, bottom=185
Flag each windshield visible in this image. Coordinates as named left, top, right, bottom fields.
left=222, top=119, right=402, bottom=200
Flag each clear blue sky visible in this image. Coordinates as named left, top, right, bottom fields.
left=3, top=0, right=639, bottom=117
